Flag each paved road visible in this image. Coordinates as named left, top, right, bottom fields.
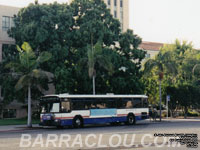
left=0, top=119, right=199, bottom=150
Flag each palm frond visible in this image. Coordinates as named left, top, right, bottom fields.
left=16, top=45, right=23, bottom=53
left=192, top=64, right=200, bottom=76
left=36, top=52, right=52, bottom=65
left=30, top=69, right=53, bottom=80
left=94, top=41, right=102, bottom=56
left=97, top=55, right=113, bottom=75
left=144, top=59, right=158, bottom=74
left=21, top=42, right=32, bottom=53
left=15, top=75, right=30, bottom=90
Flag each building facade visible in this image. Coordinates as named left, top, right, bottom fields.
left=68, top=0, right=130, bottom=32
left=0, top=5, right=55, bottom=119
left=139, top=41, right=163, bottom=59
left=103, top=0, right=129, bottom=32
left=0, top=5, right=20, bottom=99
left=0, top=5, right=20, bottom=62
left=0, top=5, right=24, bottom=119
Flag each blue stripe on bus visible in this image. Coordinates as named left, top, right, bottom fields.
left=90, top=109, right=117, bottom=116
left=61, top=119, right=73, bottom=126
left=59, top=115, right=147, bottom=126
left=84, top=116, right=127, bottom=124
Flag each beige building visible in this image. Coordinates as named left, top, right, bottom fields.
left=139, top=41, right=163, bottom=59
left=69, top=0, right=130, bottom=32
left=0, top=5, right=55, bottom=119
left=0, top=5, right=23, bottom=119
left=103, top=0, right=129, bottom=32
left=0, top=5, right=20, bottom=97
left=0, top=5, right=20, bottom=62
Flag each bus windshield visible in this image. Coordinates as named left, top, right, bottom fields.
left=41, top=102, right=60, bottom=113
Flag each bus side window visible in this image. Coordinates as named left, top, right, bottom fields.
left=117, top=99, right=126, bottom=109
left=125, top=100, right=133, bottom=108
left=106, top=99, right=116, bottom=108
left=93, top=98, right=106, bottom=109
left=61, top=101, right=70, bottom=113
left=71, top=99, right=85, bottom=110
left=84, top=100, right=91, bottom=109
left=142, top=98, right=148, bottom=108
left=132, top=98, right=142, bottom=108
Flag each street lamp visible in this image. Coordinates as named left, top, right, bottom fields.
left=159, top=72, right=163, bottom=122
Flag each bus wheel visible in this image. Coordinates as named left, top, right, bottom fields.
left=73, top=116, right=83, bottom=128
left=126, top=114, right=136, bottom=125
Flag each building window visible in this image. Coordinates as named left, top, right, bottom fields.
left=114, top=0, right=117, bottom=6
left=11, top=17, right=15, bottom=27
left=114, top=10, right=117, bottom=18
left=120, top=0, right=123, bottom=7
left=120, top=11, right=123, bottom=21
left=3, top=109, right=16, bottom=118
left=2, top=44, right=17, bottom=61
left=121, top=23, right=123, bottom=31
left=145, top=53, right=151, bottom=58
left=107, top=0, right=110, bottom=5
left=2, top=16, right=10, bottom=31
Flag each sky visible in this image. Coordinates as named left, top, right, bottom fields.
left=0, top=0, right=200, bottom=48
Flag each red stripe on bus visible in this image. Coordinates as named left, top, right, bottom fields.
left=55, top=116, right=90, bottom=119
left=117, top=113, right=141, bottom=117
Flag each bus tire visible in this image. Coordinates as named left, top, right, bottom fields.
left=73, top=116, right=83, bottom=128
left=126, top=114, right=136, bottom=125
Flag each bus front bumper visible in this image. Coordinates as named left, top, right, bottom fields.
left=39, top=119, right=61, bottom=126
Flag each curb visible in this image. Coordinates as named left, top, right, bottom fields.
left=0, top=127, right=42, bottom=133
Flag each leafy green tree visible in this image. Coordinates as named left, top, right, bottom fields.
left=0, top=44, right=26, bottom=105
left=8, top=0, right=146, bottom=95
left=144, top=50, right=177, bottom=121
left=108, top=30, right=146, bottom=94
left=167, top=84, right=199, bottom=118
left=6, top=42, right=52, bottom=127
left=144, top=40, right=200, bottom=118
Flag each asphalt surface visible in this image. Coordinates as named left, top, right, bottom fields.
left=0, top=119, right=199, bottom=150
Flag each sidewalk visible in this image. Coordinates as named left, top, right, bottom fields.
left=0, top=118, right=199, bottom=132
left=0, top=124, right=40, bottom=132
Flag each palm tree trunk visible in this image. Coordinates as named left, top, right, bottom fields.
left=184, top=106, right=188, bottom=119
left=93, top=75, right=95, bottom=95
left=27, top=85, right=32, bottom=128
left=159, top=79, right=162, bottom=122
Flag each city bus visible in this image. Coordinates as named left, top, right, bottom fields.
left=39, top=94, right=149, bottom=128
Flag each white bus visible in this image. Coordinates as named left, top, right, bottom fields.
left=39, top=94, right=149, bottom=128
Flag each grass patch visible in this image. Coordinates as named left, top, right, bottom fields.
left=0, top=118, right=40, bottom=126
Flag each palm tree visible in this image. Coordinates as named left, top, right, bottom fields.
left=144, top=52, right=177, bottom=121
left=6, top=42, right=52, bottom=127
left=87, top=41, right=113, bottom=95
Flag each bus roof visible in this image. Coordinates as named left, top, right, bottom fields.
left=42, top=94, right=148, bottom=99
